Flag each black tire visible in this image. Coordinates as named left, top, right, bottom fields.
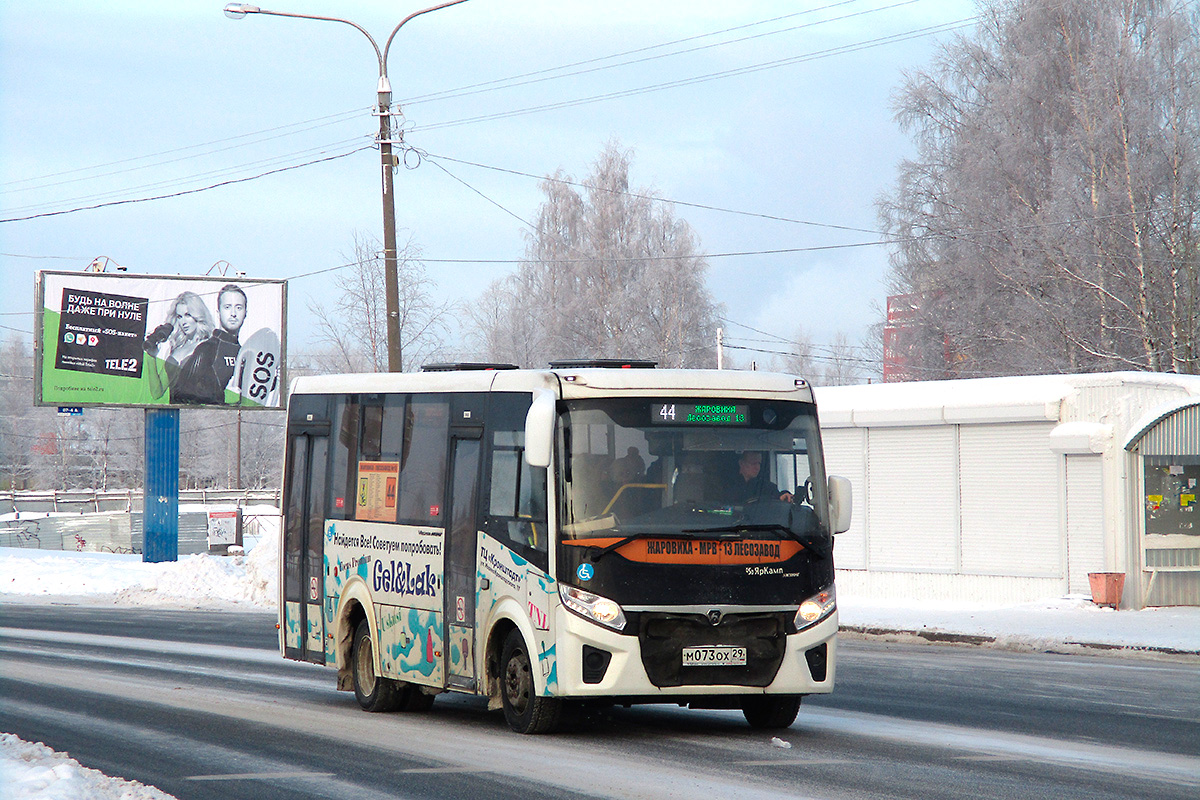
left=500, top=629, right=561, bottom=734
left=742, top=695, right=802, bottom=729
left=351, top=619, right=403, bottom=712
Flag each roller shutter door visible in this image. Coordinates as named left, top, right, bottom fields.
left=821, top=427, right=867, bottom=569
left=867, top=426, right=957, bottom=572
left=959, top=423, right=1060, bottom=577
left=1065, top=455, right=1104, bottom=594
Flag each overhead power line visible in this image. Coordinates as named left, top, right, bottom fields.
left=0, top=145, right=373, bottom=224
left=2, top=115, right=370, bottom=199
left=0, top=108, right=369, bottom=192
left=2, top=136, right=372, bottom=217
left=0, top=2, right=923, bottom=195
left=424, top=152, right=881, bottom=235
left=402, top=0, right=871, bottom=105
left=403, top=0, right=919, bottom=108
left=411, top=17, right=978, bottom=133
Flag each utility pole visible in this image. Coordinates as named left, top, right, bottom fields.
left=235, top=408, right=242, bottom=490
left=378, top=83, right=402, bottom=371
left=225, top=0, right=472, bottom=372
left=717, top=327, right=724, bottom=370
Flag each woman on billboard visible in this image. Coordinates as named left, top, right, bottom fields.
left=143, top=291, right=215, bottom=403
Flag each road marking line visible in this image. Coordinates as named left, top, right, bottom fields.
left=400, top=766, right=495, bottom=773
left=736, top=759, right=853, bottom=766
left=186, top=772, right=336, bottom=781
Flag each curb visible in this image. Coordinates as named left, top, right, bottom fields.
left=839, top=625, right=1200, bottom=658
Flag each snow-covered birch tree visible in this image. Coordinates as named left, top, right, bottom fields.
left=470, top=143, right=722, bottom=368
left=879, top=0, right=1199, bottom=377
left=307, top=231, right=454, bottom=373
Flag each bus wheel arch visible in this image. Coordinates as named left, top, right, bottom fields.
left=484, top=618, right=518, bottom=711
left=335, top=590, right=372, bottom=692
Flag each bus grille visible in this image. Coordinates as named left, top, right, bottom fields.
left=637, top=612, right=788, bottom=687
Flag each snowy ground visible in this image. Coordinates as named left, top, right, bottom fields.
left=0, top=537, right=279, bottom=800
left=2, top=734, right=176, bottom=800
left=2, top=539, right=1197, bottom=799
left=2, top=535, right=1196, bottom=654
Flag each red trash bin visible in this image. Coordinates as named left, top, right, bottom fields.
left=1087, top=572, right=1125, bottom=609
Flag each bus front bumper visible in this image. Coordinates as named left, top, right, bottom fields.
left=552, top=607, right=838, bottom=699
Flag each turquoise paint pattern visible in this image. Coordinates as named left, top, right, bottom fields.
left=537, top=641, right=558, bottom=695
left=283, top=602, right=302, bottom=650
left=306, top=603, right=323, bottom=655
left=377, top=606, right=443, bottom=683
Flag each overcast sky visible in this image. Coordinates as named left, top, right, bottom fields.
left=1, top=0, right=976, bottom=374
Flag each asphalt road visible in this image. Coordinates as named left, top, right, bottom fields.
left=2, top=604, right=1197, bottom=800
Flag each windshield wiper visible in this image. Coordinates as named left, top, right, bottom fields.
left=683, top=522, right=831, bottom=560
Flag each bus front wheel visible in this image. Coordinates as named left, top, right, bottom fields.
left=351, top=619, right=403, bottom=712
left=500, top=629, right=561, bottom=734
left=742, top=695, right=802, bottom=729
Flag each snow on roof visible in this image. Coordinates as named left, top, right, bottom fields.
left=1048, top=422, right=1113, bottom=454
left=814, top=372, right=1200, bottom=428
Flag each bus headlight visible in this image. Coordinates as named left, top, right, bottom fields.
left=795, top=585, right=836, bottom=630
left=560, top=584, right=627, bottom=631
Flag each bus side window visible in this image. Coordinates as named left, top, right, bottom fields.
left=484, top=395, right=549, bottom=571
left=486, top=431, right=549, bottom=570
left=397, top=396, right=449, bottom=525
left=361, top=402, right=383, bottom=460
left=329, top=396, right=358, bottom=520
left=352, top=396, right=407, bottom=523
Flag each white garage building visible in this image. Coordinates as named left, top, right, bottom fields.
left=814, top=372, right=1200, bottom=609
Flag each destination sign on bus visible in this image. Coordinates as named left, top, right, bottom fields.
left=651, top=402, right=749, bottom=426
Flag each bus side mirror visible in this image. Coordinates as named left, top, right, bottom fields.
left=524, top=389, right=556, bottom=468
left=828, top=475, right=852, bottom=534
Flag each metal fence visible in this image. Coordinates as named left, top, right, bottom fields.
left=1, top=490, right=281, bottom=555
left=0, top=488, right=280, bottom=515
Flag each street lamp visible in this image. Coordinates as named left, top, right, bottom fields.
left=224, top=1, right=471, bottom=372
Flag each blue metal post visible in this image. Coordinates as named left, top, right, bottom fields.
left=143, top=408, right=179, bottom=562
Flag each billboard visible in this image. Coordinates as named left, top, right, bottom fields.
left=35, top=271, right=287, bottom=409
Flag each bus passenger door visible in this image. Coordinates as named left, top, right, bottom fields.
left=283, top=423, right=330, bottom=665
left=444, top=429, right=482, bottom=690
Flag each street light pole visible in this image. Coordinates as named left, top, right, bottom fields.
left=224, top=1, right=471, bottom=372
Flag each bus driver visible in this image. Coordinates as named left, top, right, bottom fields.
left=730, top=451, right=794, bottom=505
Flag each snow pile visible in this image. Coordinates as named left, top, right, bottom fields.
left=115, top=528, right=278, bottom=607
left=0, top=528, right=278, bottom=609
left=0, top=734, right=177, bottom=800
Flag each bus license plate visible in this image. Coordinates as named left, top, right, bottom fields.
left=681, top=645, right=747, bottom=667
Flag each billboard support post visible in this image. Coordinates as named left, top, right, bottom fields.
left=144, top=408, right=179, bottom=563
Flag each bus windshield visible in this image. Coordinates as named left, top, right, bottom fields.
left=558, top=398, right=830, bottom=546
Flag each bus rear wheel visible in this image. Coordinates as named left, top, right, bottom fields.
left=742, top=695, right=802, bottom=729
left=500, top=629, right=561, bottom=734
left=351, top=619, right=403, bottom=712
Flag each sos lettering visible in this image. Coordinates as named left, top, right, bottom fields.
left=248, top=351, right=275, bottom=401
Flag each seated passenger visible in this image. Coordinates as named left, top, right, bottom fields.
left=610, top=446, right=646, bottom=485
